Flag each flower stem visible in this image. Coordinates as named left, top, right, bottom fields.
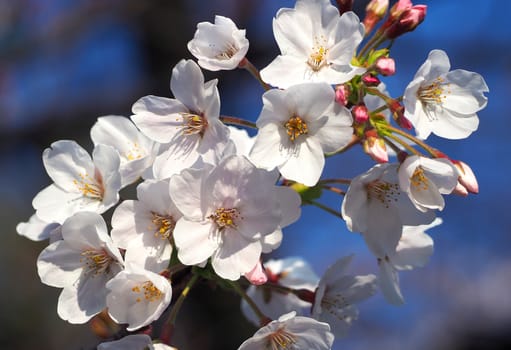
left=239, top=57, right=271, bottom=91
left=304, top=199, right=343, bottom=219
left=385, top=124, right=438, bottom=157
left=220, top=115, right=257, bottom=129
left=318, top=178, right=352, bottom=186
left=229, top=280, right=270, bottom=326
left=383, top=134, right=421, bottom=156
left=321, top=185, right=346, bottom=196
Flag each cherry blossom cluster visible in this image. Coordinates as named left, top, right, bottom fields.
left=17, top=0, right=487, bottom=349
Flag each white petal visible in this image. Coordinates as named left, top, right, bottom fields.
left=211, top=238, right=262, bottom=280
left=16, top=214, right=59, bottom=241
left=173, top=219, right=217, bottom=265
left=37, top=240, right=83, bottom=288
left=279, top=138, right=324, bottom=186
left=378, top=259, right=404, bottom=305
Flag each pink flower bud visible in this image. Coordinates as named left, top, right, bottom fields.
left=452, top=160, right=479, bottom=194
left=375, top=57, right=396, bottom=76
left=363, top=0, right=389, bottom=33
left=363, top=131, right=388, bottom=163
left=244, top=261, right=268, bottom=285
left=336, top=0, right=354, bottom=15
left=353, top=104, right=369, bottom=124
left=335, top=84, right=349, bottom=106
left=385, top=5, right=427, bottom=39
left=390, top=0, right=412, bottom=20
left=362, top=73, right=381, bottom=86
left=397, top=114, right=413, bottom=129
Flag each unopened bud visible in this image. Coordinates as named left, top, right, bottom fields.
left=362, top=73, right=381, bottom=87
left=335, top=84, right=349, bottom=106
left=452, top=160, right=479, bottom=195
left=375, top=57, right=396, bottom=76
left=389, top=0, right=413, bottom=20
left=389, top=100, right=412, bottom=129
left=363, top=130, right=388, bottom=163
left=385, top=5, right=427, bottom=39
left=295, top=288, right=316, bottom=303
left=244, top=261, right=268, bottom=285
left=353, top=104, right=369, bottom=124
left=363, top=0, right=389, bottom=33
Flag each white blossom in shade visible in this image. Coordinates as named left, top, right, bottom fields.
left=228, top=126, right=255, bottom=158
left=398, top=155, right=458, bottom=212
left=249, top=83, right=353, bottom=186
left=188, top=15, right=249, bottom=71
left=341, top=163, right=435, bottom=259
left=36, top=212, right=124, bottom=323
left=260, top=0, right=365, bottom=89
left=32, top=140, right=122, bottom=224
left=238, top=311, right=334, bottom=350
left=241, top=257, right=319, bottom=326
left=98, top=334, right=178, bottom=350
left=106, top=264, right=172, bottom=331
left=131, top=59, right=230, bottom=166
left=374, top=218, right=440, bottom=305
left=403, top=49, right=488, bottom=140
left=312, top=255, right=377, bottom=337
left=91, top=115, right=159, bottom=186
left=111, top=179, right=181, bottom=273
left=170, top=155, right=301, bottom=280
left=16, top=213, right=61, bottom=242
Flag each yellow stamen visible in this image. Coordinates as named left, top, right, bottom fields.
left=132, top=281, right=163, bottom=303
left=267, top=327, right=297, bottom=350
left=73, top=172, right=104, bottom=200
left=366, top=180, right=400, bottom=208
left=80, top=249, right=114, bottom=275
left=411, top=166, right=429, bottom=191
left=209, top=207, right=241, bottom=229
left=285, top=116, right=308, bottom=142
left=181, top=112, right=208, bottom=136
left=151, top=212, right=176, bottom=240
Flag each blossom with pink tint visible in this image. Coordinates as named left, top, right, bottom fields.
left=452, top=160, right=479, bottom=195
left=244, top=261, right=268, bottom=286
left=363, top=130, right=388, bottom=163
left=375, top=57, right=396, bottom=76
left=385, top=5, right=427, bottom=39
left=335, top=84, right=349, bottom=106
left=353, top=104, right=369, bottom=124
left=363, top=0, right=389, bottom=33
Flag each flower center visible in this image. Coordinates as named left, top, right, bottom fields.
left=307, top=38, right=328, bottom=72
left=366, top=180, right=400, bottom=208
left=181, top=112, right=208, bottom=136
left=209, top=207, right=241, bottom=229
left=132, top=281, right=162, bottom=303
left=125, top=142, right=144, bottom=161
left=285, top=116, right=308, bottom=142
left=418, top=77, right=451, bottom=114
left=410, top=166, right=429, bottom=191
left=73, top=172, right=104, bottom=200
left=267, top=327, right=297, bottom=350
left=216, top=42, right=238, bottom=60
left=81, top=248, right=114, bottom=275
left=151, top=212, right=176, bottom=239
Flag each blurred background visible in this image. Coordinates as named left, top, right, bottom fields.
left=2, top=0, right=510, bottom=349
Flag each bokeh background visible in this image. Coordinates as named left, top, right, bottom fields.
left=2, top=0, right=510, bottom=349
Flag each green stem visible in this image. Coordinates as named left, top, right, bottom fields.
left=304, top=199, right=343, bottom=219
left=325, top=135, right=360, bottom=157
left=358, top=31, right=387, bottom=60
left=383, top=134, right=421, bottom=156
left=220, top=115, right=257, bottom=129
left=239, top=58, right=271, bottom=91
left=229, top=281, right=269, bottom=326
left=385, top=124, right=438, bottom=157
left=381, top=135, right=402, bottom=155
left=167, top=274, right=199, bottom=326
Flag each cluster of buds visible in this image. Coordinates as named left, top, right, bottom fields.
left=16, top=0, right=487, bottom=349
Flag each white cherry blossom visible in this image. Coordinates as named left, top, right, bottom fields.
left=342, top=163, right=435, bottom=256
left=249, top=82, right=353, bottom=186
left=131, top=59, right=230, bottom=166
left=375, top=218, right=440, bottom=305
left=33, top=140, right=122, bottom=224
left=170, top=155, right=301, bottom=280
left=16, top=213, right=60, bottom=242
left=98, top=335, right=177, bottom=350
left=111, top=179, right=181, bottom=273
left=241, top=257, right=319, bottom=326
left=312, top=255, right=377, bottom=337
left=106, top=264, right=172, bottom=331
left=91, top=115, right=159, bottom=186
left=238, top=311, right=334, bottom=350
left=403, top=49, right=488, bottom=140
left=188, top=15, right=249, bottom=71
left=398, top=155, right=458, bottom=212
left=37, top=212, right=123, bottom=323
left=260, top=0, right=365, bottom=89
